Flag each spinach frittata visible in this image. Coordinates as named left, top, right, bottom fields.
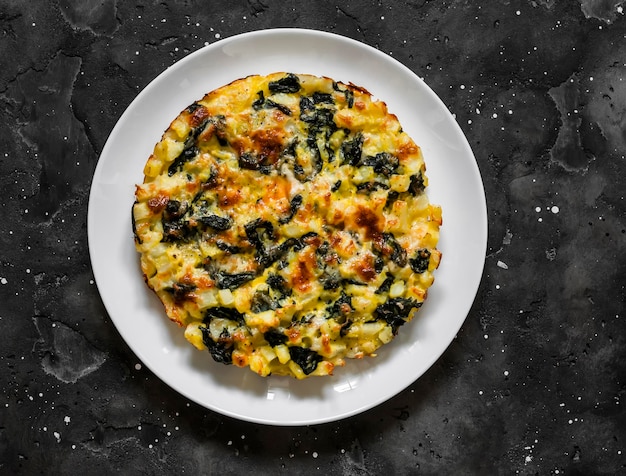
left=132, top=73, right=442, bottom=378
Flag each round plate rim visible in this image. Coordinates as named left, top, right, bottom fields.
left=87, top=28, right=487, bottom=426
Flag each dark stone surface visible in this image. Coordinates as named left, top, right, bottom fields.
left=1, top=0, right=625, bottom=474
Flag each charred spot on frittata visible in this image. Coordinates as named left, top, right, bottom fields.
left=132, top=73, right=442, bottom=379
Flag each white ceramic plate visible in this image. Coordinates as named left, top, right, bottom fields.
left=88, top=29, right=486, bottom=426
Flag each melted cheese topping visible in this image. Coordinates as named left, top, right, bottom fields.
left=133, top=73, right=442, bottom=378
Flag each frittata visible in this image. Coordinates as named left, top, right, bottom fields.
left=132, top=73, right=442, bottom=378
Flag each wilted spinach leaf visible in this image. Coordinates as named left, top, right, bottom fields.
left=289, top=346, right=323, bottom=375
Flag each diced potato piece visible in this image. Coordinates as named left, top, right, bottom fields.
left=351, top=295, right=378, bottom=315
left=389, top=174, right=411, bottom=192
left=314, top=360, right=335, bottom=376
left=430, top=204, right=443, bottom=225
left=140, top=257, right=156, bottom=278
left=378, top=325, right=394, bottom=344
left=218, top=289, right=234, bottom=306
left=143, top=156, right=163, bottom=178
left=184, top=323, right=206, bottom=350
left=132, top=201, right=152, bottom=221
left=361, top=340, right=378, bottom=354
left=246, top=310, right=279, bottom=331
left=259, top=345, right=277, bottom=364
left=275, top=344, right=291, bottom=364
left=154, top=137, right=184, bottom=164
left=249, top=353, right=271, bottom=376
left=152, top=256, right=174, bottom=275
left=196, top=290, right=218, bottom=308
left=361, top=321, right=386, bottom=337
left=327, top=342, right=346, bottom=358
left=170, top=117, right=191, bottom=139
left=389, top=280, right=405, bottom=298
left=288, top=360, right=306, bottom=380
left=418, top=273, right=434, bottom=288
left=231, top=350, right=248, bottom=368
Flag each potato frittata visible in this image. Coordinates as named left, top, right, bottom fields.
left=132, top=73, right=442, bottom=378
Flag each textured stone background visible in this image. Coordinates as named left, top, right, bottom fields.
left=1, top=1, right=625, bottom=474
